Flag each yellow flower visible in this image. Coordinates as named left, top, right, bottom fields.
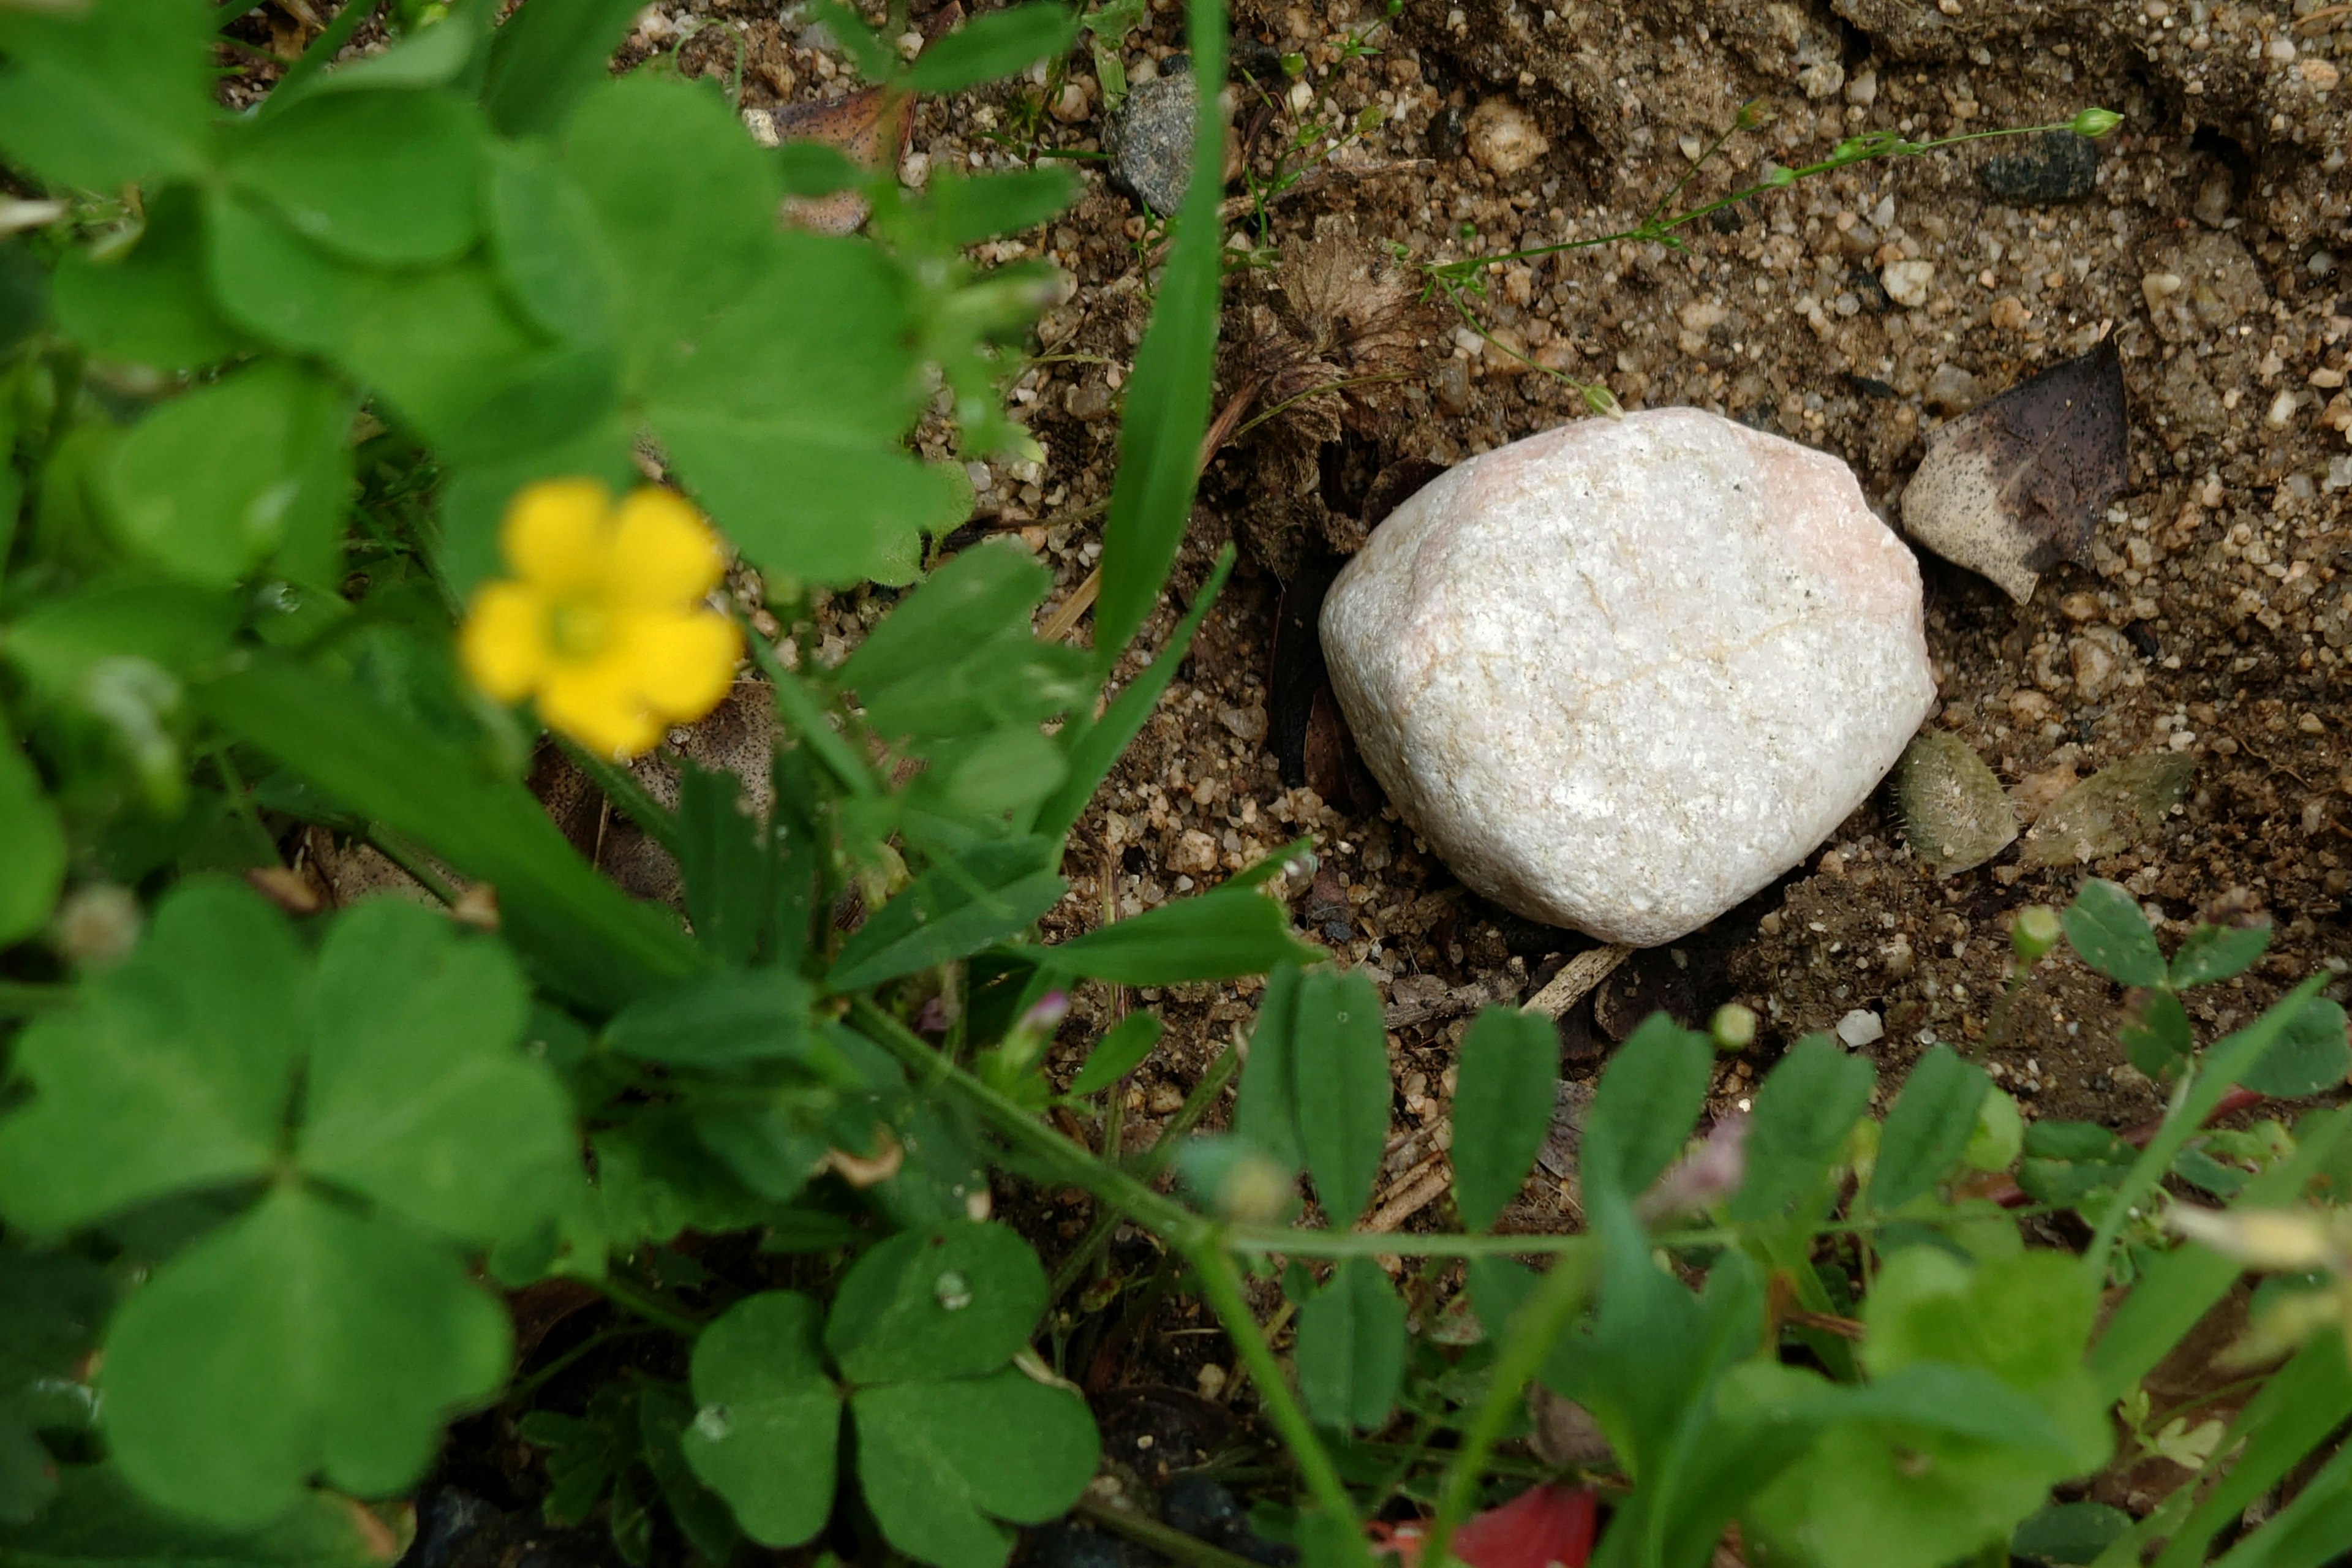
left=459, top=480, right=742, bottom=760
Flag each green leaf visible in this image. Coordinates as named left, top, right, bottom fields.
left=2120, top=987, right=2194, bottom=1079
left=2241, top=997, right=2351, bottom=1098
left=1067, top=1011, right=1163, bottom=1095
left=564, top=74, right=777, bottom=371
left=1232, top=964, right=1305, bottom=1168
left=0, top=581, right=235, bottom=707
left=0, top=0, right=216, bottom=190
left=1292, top=968, right=1387, bottom=1226
left=2171, top=921, right=2271, bottom=989
left=1051, top=884, right=1321, bottom=984
left=486, top=137, right=617, bottom=344
left=1036, top=545, right=1232, bottom=841
left=592, top=1119, right=783, bottom=1251
left=1866, top=1044, right=1990, bottom=1212
left=204, top=197, right=552, bottom=448
left=200, top=657, right=703, bottom=1008
left=102, top=1185, right=510, bottom=1528
left=851, top=1370, right=1099, bottom=1568
left=295, top=900, right=576, bottom=1248
left=1090, top=0, right=1224, bottom=663
left=914, top=167, right=1080, bottom=249
left=824, top=1221, right=1047, bottom=1384
left=2145, top=1335, right=2352, bottom=1568
left=480, top=0, right=646, bottom=135
left=680, top=1291, right=842, bottom=1547
left=676, top=763, right=772, bottom=965
left=644, top=232, right=961, bottom=586
left=2060, top=878, right=2165, bottom=988
left=104, top=359, right=353, bottom=589
left=228, top=89, right=484, bottom=266
left=2090, top=1110, right=2352, bottom=1401
left=1580, top=1012, right=1713, bottom=1207
left=2011, top=1501, right=2132, bottom=1564
left=51, top=186, right=246, bottom=370
left=286, top=4, right=489, bottom=100
left=904, top=4, right=1079, bottom=92
left=842, top=540, right=1087, bottom=742
left=1743, top=1250, right=2108, bottom=1568
left=634, top=1381, right=746, bottom=1566
left=0, top=719, right=64, bottom=949
left=827, top=840, right=1065, bottom=993
left=0, top=1463, right=394, bottom=1568
left=0, top=879, right=301, bottom=1236
left=1733, top=1035, right=1874, bottom=1223
left=605, top=969, right=824, bottom=1070
left=1449, top=1006, right=1558, bottom=1232
left=1294, top=1257, right=1406, bottom=1430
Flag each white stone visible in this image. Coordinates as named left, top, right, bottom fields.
left=1319, top=408, right=1934, bottom=947
left=1882, top=258, right=1935, bottom=309
left=1837, top=1008, right=1885, bottom=1048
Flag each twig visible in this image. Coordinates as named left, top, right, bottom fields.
left=1364, top=1156, right=1451, bottom=1233
left=1520, top=944, right=1633, bottom=1019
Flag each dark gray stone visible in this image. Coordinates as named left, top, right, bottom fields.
left=1977, top=130, right=2099, bottom=205
left=1107, top=70, right=1197, bottom=215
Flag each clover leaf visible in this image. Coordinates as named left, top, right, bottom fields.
left=851, top=1370, right=1100, bottom=1568
left=680, top=1223, right=1097, bottom=1568
left=0, top=880, right=580, bottom=1527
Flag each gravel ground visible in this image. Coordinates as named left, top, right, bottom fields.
left=594, top=0, right=2352, bottom=1223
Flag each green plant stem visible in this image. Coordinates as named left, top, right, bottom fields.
left=1185, top=1241, right=1372, bottom=1567
left=362, top=826, right=459, bottom=907
left=1418, top=1247, right=1598, bottom=1568
left=1072, top=1496, right=1270, bottom=1568
left=738, top=615, right=878, bottom=796
left=1051, top=1041, right=1243, bottom=1303
left=511, top=1324, right=664, bottom=1401
left=852, top=997, right=1364, bottom=1557
left=592, top=1275, right=706, bottom=1338
left=2083, top=976, right=2324, bottom=1278
left=850, top=997, right=1205, bottom=1243
left=561, top=740, right=682, bottom=857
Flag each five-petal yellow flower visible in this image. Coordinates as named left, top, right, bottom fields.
left=460, top=480, right=742, bottom=760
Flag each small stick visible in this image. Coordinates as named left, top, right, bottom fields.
left=1364, top=1156, right=1451, bottom=1234
left=1521, top=943, right=1634, bottom=1019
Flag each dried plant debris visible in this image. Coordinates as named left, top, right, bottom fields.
left=2019, top=752, right=2194, bottom=867
left=1221, top=225, right=1435, bottom=576
left=1901, top=337, right=2128, bottom=603
left=772, top=87, right=908, bottom=235
left=1894, top=732, right=2018, bottom=876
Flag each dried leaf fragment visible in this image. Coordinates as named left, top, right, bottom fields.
left=2021, top=752, right=2193, bottom=866
left=1902, top=337, right=2128, bottom=602
left=1894, top=731, right=2018, bottom=876
left=772, top=87, right=908, bottom=236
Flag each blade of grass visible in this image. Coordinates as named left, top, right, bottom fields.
left=1091, top=0, right=1227, bottom=668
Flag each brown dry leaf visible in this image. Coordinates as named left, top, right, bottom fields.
left=1901, top=337, right=2128, bottom=602
left=774, top=87, right=909, bottom=235
left=1894, top=731, right=2018, bottom=876
left=2020, top=752, right=2194, bottom=866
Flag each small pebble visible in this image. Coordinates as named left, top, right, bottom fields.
left=1882, top=259, right=1935, bottom=309
left=1976, top=130, right=2099, bottom=205
left=1926, top=363, right=1980, bottom=413
left=1836, top=1009, right=1885, bottom=1048
left=1464, top=99, right=1548, bottom=176
left=1107, top=70, right=1196, bottom=214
